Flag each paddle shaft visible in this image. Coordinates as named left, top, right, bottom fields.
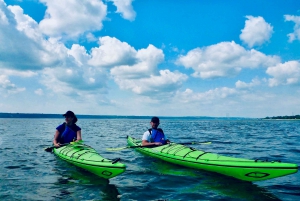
left=107, top=141, right=211, bottom=151
left=44, top=143, right=70, bottom=152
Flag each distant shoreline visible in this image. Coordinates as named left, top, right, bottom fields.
left=263, top=115, right=300, bottom=120
left=0, top=112, right=248, bottom=120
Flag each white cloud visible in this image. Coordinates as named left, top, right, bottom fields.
left=0, top=69, right=37, bottom=77
left=0, top=3, right=71, bottom=71
left=240, top=16, right=273, bottom=48
left=114, top=69, right=188, bottom=96
left=0, top=2, right=110, bottom=99
left=176, top=41, right=280, bottom=79
left=108, top=43, right=188, bottom=97
left=266, top=61, right=300, bottom=86
left=86, top=32, right=98, bottom=42
left=39, top=0, right=107, bottom=38
left=235, top=78, right=261, bottom=89
left=40, top=63, right=108, bottom=96
left=88, top=36, right=137, bottom=68
left=111, top=44, right=164, bottom=78
left=68, top=44, right=91, bottom=66
left=34, top=88, right=43, bottom=95
left=175, top=87, right=238, bottom=104
left=111, top=0, right=136, bottom=21
left=284, top=15, right=300, bottom=42
left=0, top=75, right=25, bottom=95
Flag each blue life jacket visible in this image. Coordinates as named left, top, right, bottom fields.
left=149, top=128, right=167, bottom=145
left=58, top=123, right=79, bottom=144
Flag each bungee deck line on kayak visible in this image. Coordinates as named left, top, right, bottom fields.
left=145, top=143, right=298, bottom=169
left=139, top=147, right=298, bottom=170
left=55, top=154, right=125, bottom=169
left=127, top=136, right=298, bottom=182
left=53, top=143, right=126, bottom=179
left=55, top=144, right=123, bottom=166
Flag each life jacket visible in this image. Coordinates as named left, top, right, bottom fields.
left=59, top=123, right=78, bottom=144
left=148, top=128, right=167, bottom=145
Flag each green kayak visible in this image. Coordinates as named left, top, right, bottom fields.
left=127, top=136, right=298, bottom=182
left=53, top=143, right=126, bottom=179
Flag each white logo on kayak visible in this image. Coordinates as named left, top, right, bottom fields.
left=152, top=149, right=159, bottom=153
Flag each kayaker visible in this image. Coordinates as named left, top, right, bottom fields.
left=53, top=111, right=82, bottom=147
left=142, top=116, right=170, bottom=146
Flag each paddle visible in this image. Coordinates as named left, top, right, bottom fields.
left=44, top=143, right=70, bottom=152
left=44, top=140, right=84, bottom=152
left=179, top=141, right=212, bottom=145
left=106, top=141, right=211, bottom=151
left=106, top=144, right=158, bottom=151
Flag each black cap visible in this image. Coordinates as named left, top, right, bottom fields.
left=151, top=116, right=160, bottom=123
left=63, top=111, right=75, bottom=117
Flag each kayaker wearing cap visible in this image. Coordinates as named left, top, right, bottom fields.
left=142, top=116, right=170, bottom=146
left=53, top=111, right=82, bottom=147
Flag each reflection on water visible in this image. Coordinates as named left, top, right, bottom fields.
left=52, top=158, right=120, bottom=200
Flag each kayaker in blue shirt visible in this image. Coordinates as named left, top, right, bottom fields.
left=53, top=111, right=82, bottom=147
left=142, top=116, right=170, bottom=146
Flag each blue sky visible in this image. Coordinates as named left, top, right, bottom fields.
left=0, top=0, right=300, bottom=118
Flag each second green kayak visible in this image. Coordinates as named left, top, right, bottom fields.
left=127, top=136, right=298, bottom=182
left=53, top=142, right=126, bottom=179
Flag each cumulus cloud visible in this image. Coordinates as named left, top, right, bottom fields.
left=111, top=0, right=136, bottom=21
left=111, top=44, right=164, bottom=78
left=176, top=41, right=280, bottom=79
left=240, top=16, right=273, bottom=48
left=267, top=61, right=300, bottom=86
left=105, top=41, right=188, bottom=97
left=1, top=2, right=111, bottom=99
left=284, top=15, right=300, bottom=42
left=0, top=75, right=25, bottom=95
left=41, top=62, right=108, bottom=95
left=39, top=0, right=107, bottom=38
left=88, top=36, right=137, bottom=68
left=175, top=87, right=238, bottom=104
left=0, top=3, right=62, bottom=70
left=114, top=70, right=188, bottom=96
left=235, top=78, right=261, bottom=89
left=68, top=44, right=91, bottom=66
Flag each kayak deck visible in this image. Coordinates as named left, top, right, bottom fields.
left=127, top=136, right=298, bottom=182
left=53, top=143, right=126, bottom=179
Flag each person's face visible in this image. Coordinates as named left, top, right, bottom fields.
left=150, top=121, right=159, bottom=129
left=65, top=116, right=74, bottom=124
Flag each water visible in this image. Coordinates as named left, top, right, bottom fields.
left=0, top=118, right=299, bottom=201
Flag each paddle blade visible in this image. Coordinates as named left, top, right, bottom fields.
left=106, top=147, right=128, bottom=151
left=179, top=141, right=212, bottom=145
left=194, top=141, right=212, bottom=145
left=44, top=146, right=54, bottom=152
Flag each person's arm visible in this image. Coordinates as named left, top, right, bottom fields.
left=53, top=130, right=61, bottom=147
left=142, top=131, right=162, bottom=146
left=164, top=134, right=170, bottom=144
left=75, top=130, right=82, bottom=142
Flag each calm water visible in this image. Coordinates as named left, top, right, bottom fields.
left=0, top=118, right=299, bottom=201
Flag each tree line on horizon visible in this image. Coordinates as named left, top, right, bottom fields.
left=264, top=115, right=300, bottom=119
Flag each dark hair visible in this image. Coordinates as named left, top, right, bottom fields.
left=73, top=116, right=78, bottom=124
left=63, top=111, right=77, bottom=124
left=63, top=111, right=75, bottom=117
left=151, top=116, right=160, bottom=123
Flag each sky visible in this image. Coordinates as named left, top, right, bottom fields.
left=0, top=0, right=300, bottom=118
